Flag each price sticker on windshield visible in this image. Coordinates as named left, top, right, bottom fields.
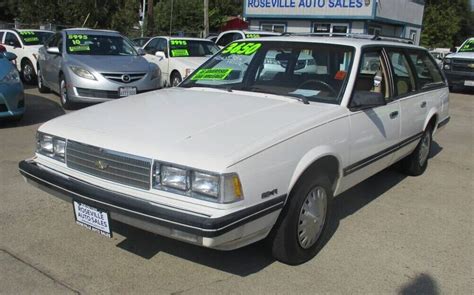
left=245, top=34, right=260, bottom=38
left=191, top=68, right=233, bottom=80
left=170, top=40, right=187, bottom=46
left=19, top=31, right=36, bottom=36
left=222, top=42, right=262, bottom=55
left=171, top=49, right=189, bottom=57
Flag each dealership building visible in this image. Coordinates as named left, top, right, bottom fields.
left=243, top=0, right=425, bottom=44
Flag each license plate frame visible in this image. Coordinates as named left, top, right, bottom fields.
left=118, top=86, right=137, bottom=97
left=73, top=201, right=112, bottom=238
left=464, top=80, right=474, bottom=87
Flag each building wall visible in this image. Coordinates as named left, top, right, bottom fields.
left=376, top=0, right=425, bottom=26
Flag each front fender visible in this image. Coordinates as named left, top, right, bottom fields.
left=287, top=145, right=342, bottom=195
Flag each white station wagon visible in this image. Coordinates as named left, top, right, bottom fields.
left=19, top=35, right=450, bottom=265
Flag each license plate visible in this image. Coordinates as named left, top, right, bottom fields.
left=119, top=87, right=137, bottom=97
left=464, top=80, right=474, bottom=87
left=73, top=201, right=112, bottom=238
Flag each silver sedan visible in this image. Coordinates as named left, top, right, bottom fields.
left=37, top=29, right=161, bottom=109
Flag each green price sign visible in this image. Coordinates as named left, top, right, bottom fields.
left=245, top=34, right=261, bottom=38
left=221, top=42, right=262, bottom=55
left=19, top=31, right=36, bottom=36
left=170, top=40, right=187, bottom=46
left=69, top=45, right=90, bottom=52
left=191, top=68, right=233, bottom=80
left=171, top=49, right=189, bottom=57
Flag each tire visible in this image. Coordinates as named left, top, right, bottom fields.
left=37, top=68, right=50, bottom=93
left=21, top=59, right=37, bottom=84
left=170, top=71, right=182, bottom=87
left=268, top=173, right=333, bottom=265
left=401, top=126, right=433, bottom=176
left=59, top=75, right=75, bottom=110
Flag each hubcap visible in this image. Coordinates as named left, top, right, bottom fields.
left=23, top=64, right=33, bottom=82
left=297, top=186, right=327, bottom=249
left=61, top=80, right=67, bottom=104
left=419, top=132, right=431, bottom=166
left=172, top=77, right=180, bottom=87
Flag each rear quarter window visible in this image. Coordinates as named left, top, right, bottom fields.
left=408, top=51, right=444, bottom=90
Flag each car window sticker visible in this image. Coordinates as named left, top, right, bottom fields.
left=191, top=68, right=233, bottom=80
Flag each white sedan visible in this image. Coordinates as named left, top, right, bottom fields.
left=142, top=37, right=220, bottom=87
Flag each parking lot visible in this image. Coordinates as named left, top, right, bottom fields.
left=0, top=86, right=472, bottom=294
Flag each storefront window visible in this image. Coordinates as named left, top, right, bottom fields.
left=261, top=23, right=286, bottom=33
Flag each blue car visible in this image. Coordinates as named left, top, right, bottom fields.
left=0, top=51, right=25, bottom=121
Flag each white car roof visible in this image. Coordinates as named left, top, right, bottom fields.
left=220, top=30, right=281, bottom=36
left=240, top=35, right=425, bottom=50
left=151, top=36, right=214, bottom=42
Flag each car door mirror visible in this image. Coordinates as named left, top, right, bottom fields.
left=350, top=91, right=386, bottom=111
left=155, top=50, right=167, bottom=60
left=3, top=52, right=17, bottom=61
left=136, top=48, right=146, bottom=56
left=47, top=47, right=61, bottom=55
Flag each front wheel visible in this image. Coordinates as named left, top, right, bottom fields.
left=268, top=174, right=333, bottom=265
left=401, top=126, right=433, bottom=176
left=170, top=72, right=182, bottom=87
left=21, top=59, right=37, bottom=84
left=59, top=76, right=75, bottom=110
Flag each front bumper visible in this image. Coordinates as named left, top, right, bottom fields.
left=0, top=82, right=25, bottom=119
left=444, top=70, right=474, bottom=87
left=18, top=160, right=285, bottom=250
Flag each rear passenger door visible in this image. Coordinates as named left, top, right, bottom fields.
left=344, top=48, right=401, bottom=187
left=391, top=49, right=445, bottom=161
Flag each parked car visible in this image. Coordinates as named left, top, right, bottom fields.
left=215, top=30, right=281, bottom=48
left=36, top=29, right=161, bottom=109
left=20, top=35, right=450, bottom=265
left=0, top=51, right=25, bottom=121
left=132, top=37, right=151, bottom=47
left=442, top=37, right=474, bottom=91
left=0, top=29, right=54, bottom=84
left=142, top=37, right=219, bottom=87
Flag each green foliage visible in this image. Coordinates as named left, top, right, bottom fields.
left=421, top=0, right=474, bottom=48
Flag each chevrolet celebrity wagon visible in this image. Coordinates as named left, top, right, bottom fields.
left=20, top=34, right=450, bottom=265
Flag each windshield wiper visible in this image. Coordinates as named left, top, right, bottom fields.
left=245, top=86, right=310, bottom=105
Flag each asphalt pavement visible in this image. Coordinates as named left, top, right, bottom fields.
left=0, top=86, right=472, bottom=294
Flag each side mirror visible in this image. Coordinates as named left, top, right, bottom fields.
left=350, top=91, right=386, bottom=111
left=3, top=52, right=17, bottom=61
left=155, top=50, right=166, bottom=59
left=47, top=47, right=60, bottom=55
left=136, top=48, right=146, bottom=56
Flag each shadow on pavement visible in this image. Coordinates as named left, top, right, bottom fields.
left=0, top=94, right=65, bottom=129
left=398, top=273, right=440, bottom=295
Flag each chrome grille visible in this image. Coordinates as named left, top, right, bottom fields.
left=452, top=59, right=474, bottom=72
left=101, top=72, right=146, bottom=83
left=66, top=141, right=152, bottom=190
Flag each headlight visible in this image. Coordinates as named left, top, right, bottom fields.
left=36, top=132, right=66, bottom=162
left=0, top=67, right=20, bottom=84
left=70, top=65, right=96, bottom=80
left=153, top=162, right=243, bottom=203
left=150, top=64, right=160, bottom=80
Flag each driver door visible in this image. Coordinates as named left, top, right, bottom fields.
left=343, top=48, right=401, bottom=190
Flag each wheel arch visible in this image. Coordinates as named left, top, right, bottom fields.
left=21, top=57, right=37, bottom=74
left=424, top=109, right=439, bottom=133
left=287, top=147, right=342, bottom=201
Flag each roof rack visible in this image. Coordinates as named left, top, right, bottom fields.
left=281, top=32, right=414, bottom=44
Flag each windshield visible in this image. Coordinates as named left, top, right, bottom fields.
left=169, top=39, right=220, bottom=58
left=180, top=41, right=354, bottom=104
left=459, top=39, right=474, bottom=53
left=19, top=31, right=53, bottom=46
left=66, top=33, right=138, bottom=56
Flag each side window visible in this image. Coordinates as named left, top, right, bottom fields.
left=408, top=51, right=444, bottom=89
left=5, top=32, right=21, bottom=47
left=157, top=38, right=167, bottom=53
left=354, top=50, right=390, bottom=100
left=386, top=50, right=416, bottom=97
left=47, top=33, right=60, bottom=48
left=144, top=38, right=159, bottom=54
left=0, top=32, right=4, bottom=43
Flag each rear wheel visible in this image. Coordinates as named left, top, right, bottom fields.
left=21, top=59, right=36, bottom=84
left=59, top=75, right=75, bottom=110
left=268, top=173, right=333, bottom=265
left=401, top=126, right=433, bottom=176
left=37, top=68, right=50, bottom=93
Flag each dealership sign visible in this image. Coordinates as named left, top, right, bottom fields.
left=245, top=0, right=374, bottom=17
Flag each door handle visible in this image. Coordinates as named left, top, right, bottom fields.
left=390, top=111, right=399, bottom=119
left=420, top=101, right=427, bottom=108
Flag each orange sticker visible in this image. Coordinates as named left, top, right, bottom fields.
left=335, top=71, right=347, bottom=80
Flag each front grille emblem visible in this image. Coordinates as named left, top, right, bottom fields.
left=121, top=74, right=131, bottom=83
left=95, top=160, right=109, bottom=170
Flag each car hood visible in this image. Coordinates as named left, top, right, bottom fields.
left=66, top=55, right=150, bottom=73
left=446, top=52, right=474, bottom=60
left=39, top=88, right=344, bottom=171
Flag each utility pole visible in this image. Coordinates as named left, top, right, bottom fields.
left=147, top=0, right=154, bottom=36
left=203, top=0, right=209, bottom=38
left=140, top=0, right=146, bottom=37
